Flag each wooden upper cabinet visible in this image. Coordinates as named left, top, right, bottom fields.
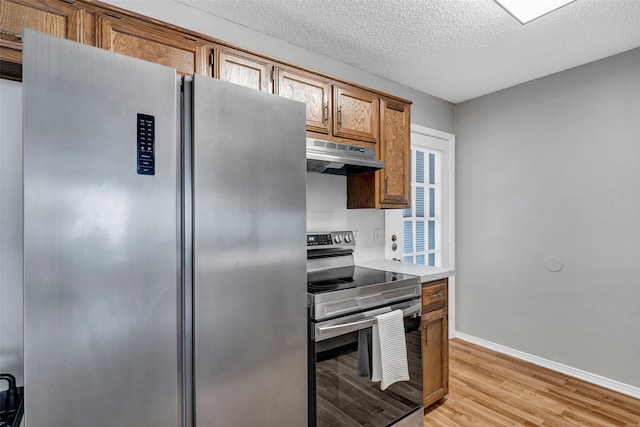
left=213, top=45, right=271, bottom=92
left=378, top=97, right=410, bottom=207
left=0, top=0, right=84, bottom=79
left=97, top=13, right=209, bottom=76
left=333, top=83, right=378, bottom=143
left=274, top=66, right=331, bottom=134
left=347, top=97, right=411, bottom=209
left=0, top=0, right=83, bottom=40
left=1, top=1, right=413, bottom=207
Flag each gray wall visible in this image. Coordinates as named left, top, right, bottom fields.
left=103, top=0, right=454, bottom=134
left=0, top=79, right=23, bottom=388
left=455, top=47, right=640, bottom=388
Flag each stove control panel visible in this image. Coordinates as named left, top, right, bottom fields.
left=307, top=231, right=356, bottom=249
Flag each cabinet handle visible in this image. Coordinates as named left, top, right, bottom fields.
left=431, top=293, right=444, bottom=298
left=103, top=11, right=124, bottom=20
left=337, top=106, right=342, bottom=126
left=385, top=177, right=389, bottom=195
left=324, top=102, right=329, bottom=125
left=0, top=30, right=22, bottom=40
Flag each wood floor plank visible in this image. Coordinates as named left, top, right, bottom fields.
left=425, top=339, right=640, bottom=426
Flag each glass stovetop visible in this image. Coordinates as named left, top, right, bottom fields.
left=307, top=266, right=417, bottom=295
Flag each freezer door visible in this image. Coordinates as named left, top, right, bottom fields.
left=23, top=31, right=181, bottom=426
left=191, top=75, right=307, bottom=426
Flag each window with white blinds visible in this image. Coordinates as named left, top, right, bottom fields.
left=402, top=148, right=441, bottom=266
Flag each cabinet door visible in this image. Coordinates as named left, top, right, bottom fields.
left=213, top=45, right=271, bottom=92
left=0, top=0, right=84, bottom=79
left=98, top=14, right=209, bottom=76
left=422, top=307, right=449, bottom=407
left=333, top=84, right=378, bottom=143
left=274, top=66, right=330, bottom=134
left=379, top=97, right=410, bottom=207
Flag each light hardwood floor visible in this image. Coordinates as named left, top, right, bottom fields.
left=424, top=338, right=640, bottom=426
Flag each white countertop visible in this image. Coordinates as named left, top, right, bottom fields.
left=358, top=260, right=455, bottom=283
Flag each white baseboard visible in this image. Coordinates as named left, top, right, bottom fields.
left=453, top=331, right=640, bottom=399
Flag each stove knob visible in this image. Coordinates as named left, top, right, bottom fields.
left=334, top=234, right=343, bottom=243
left=344, top=234, right=352, bottom=243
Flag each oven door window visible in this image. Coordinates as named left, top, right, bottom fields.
left=313, top=317, right=422, bottom=427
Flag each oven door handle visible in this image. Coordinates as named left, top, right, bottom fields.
left=314, top=300, right=421, bottom=342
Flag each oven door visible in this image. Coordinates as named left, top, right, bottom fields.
left=309, top=300, right=423, bottom=427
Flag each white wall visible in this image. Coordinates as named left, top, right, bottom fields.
left=0, top=79, right=23, bottom=388
left=102, top=0, right=455, bottom=134
left=455, top=47, right=640, bottom=388
left=307, top=172, right=384, bottom=263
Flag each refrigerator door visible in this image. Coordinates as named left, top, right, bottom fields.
left=23, top=31, right=181, bottom=426
left=191, top=75, right=307, bottom=426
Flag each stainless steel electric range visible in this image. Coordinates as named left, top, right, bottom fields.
left=307, top=231, right=423, bottom=427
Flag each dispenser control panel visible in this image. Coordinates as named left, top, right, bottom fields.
left=137, top=113, right=155, bottom=175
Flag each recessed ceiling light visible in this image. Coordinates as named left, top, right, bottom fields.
left=494, top=0, right=577, bottom=24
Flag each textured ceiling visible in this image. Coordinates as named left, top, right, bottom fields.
left=177, top=0, right=640, bottom=103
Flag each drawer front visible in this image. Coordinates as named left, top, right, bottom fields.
left=422, top=281, right=447, bottom=310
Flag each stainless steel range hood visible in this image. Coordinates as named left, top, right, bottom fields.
left=306, top=138, right=384, bottom=175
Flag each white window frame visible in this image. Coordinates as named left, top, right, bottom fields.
left=401, top=146, right=442, bottom=266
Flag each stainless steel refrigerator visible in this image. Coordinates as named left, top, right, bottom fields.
left=22, top=30, right=307, bottom=427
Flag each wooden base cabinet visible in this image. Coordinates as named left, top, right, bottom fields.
left=422, top=279, right=449, bottom=408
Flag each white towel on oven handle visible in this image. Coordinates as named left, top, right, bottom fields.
left=371, top=309, right=410, bottom=390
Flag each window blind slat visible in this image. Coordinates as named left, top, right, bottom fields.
left=416, top=187, right=424, bottom=217
left=416, top=221, right=425, bottom=252
left=428, top=220, right=435, bottom=250
left=416, top=151, right=425, bottom=184
left=403, top=221, right=413, bottom=253
left=429, top=187, right=436, bottom=218
left=429, top=153, right=435, bottom=185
